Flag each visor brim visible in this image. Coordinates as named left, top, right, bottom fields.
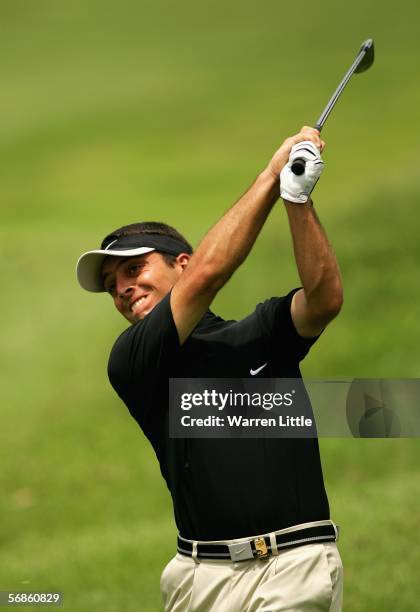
left=76, top=247, right=156, bottom=292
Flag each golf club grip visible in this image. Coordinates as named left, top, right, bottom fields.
left=291, top=159, right=306, bottom=175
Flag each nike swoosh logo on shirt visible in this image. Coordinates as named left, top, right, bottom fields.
left=250, top=362, right=268, bottom=376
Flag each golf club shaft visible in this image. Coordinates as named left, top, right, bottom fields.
left=314, top=48, right=369, bottom=132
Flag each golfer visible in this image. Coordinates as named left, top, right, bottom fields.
left=77, top=126, right=344, bottom=611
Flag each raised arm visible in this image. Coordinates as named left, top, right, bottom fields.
left=285, top=200, right=343, bottom=338
left=171, top=126, right=324, bottom=344
left=275, top=134, right=343, bottom=338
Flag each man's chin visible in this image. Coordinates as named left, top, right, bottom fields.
left=126, top=312, right=143, bottom=324
left=128, top=304, right=156, bottom=323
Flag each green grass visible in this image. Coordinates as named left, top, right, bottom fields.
left=1, top=1, right=420, bottom=610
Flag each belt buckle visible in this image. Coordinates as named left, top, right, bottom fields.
left=254, top=537, right=269, bottom=560
left=228, top=541, right=254, bottom=562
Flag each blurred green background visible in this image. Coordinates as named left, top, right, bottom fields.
left=1, top=0, right=419, bottom=610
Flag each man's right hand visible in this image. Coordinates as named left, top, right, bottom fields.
left=266, top=126, right=325, bottom=179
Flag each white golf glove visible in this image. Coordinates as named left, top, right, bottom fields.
left=280, top=141, right=324, bottom=204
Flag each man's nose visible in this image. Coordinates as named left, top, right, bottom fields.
left=116, top=279, right=135, bottom=299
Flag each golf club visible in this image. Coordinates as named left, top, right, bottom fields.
left=291, top=38, right=374, bottom=176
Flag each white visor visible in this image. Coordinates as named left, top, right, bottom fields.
left=76, top=247, right=155, bottom=292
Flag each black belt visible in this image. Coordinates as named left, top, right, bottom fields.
left=177, top=523, right=338, bottom=562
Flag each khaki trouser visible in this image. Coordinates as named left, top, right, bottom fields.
left=161, top=521, right=343, bottom=611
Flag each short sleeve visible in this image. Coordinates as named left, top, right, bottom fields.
left=107, top=291, right=180, bottom=432
left=255, top=288, right=321, bottom=363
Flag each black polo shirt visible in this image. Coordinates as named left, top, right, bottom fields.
left=108, top=289, right=330, bottom=540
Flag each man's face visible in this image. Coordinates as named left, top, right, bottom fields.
left=101, top=251, right=189, bottom=324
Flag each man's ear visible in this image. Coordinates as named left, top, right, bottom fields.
left=176, top=253, right=191, bottom=271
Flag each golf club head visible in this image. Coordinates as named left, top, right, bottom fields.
left=355, top=38, right=374, bottom=73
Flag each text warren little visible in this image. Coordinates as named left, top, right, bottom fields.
left=180, top=415, right=313, bottom=427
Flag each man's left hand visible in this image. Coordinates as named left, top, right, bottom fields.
left=280, top=141, right=325, bottom=204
